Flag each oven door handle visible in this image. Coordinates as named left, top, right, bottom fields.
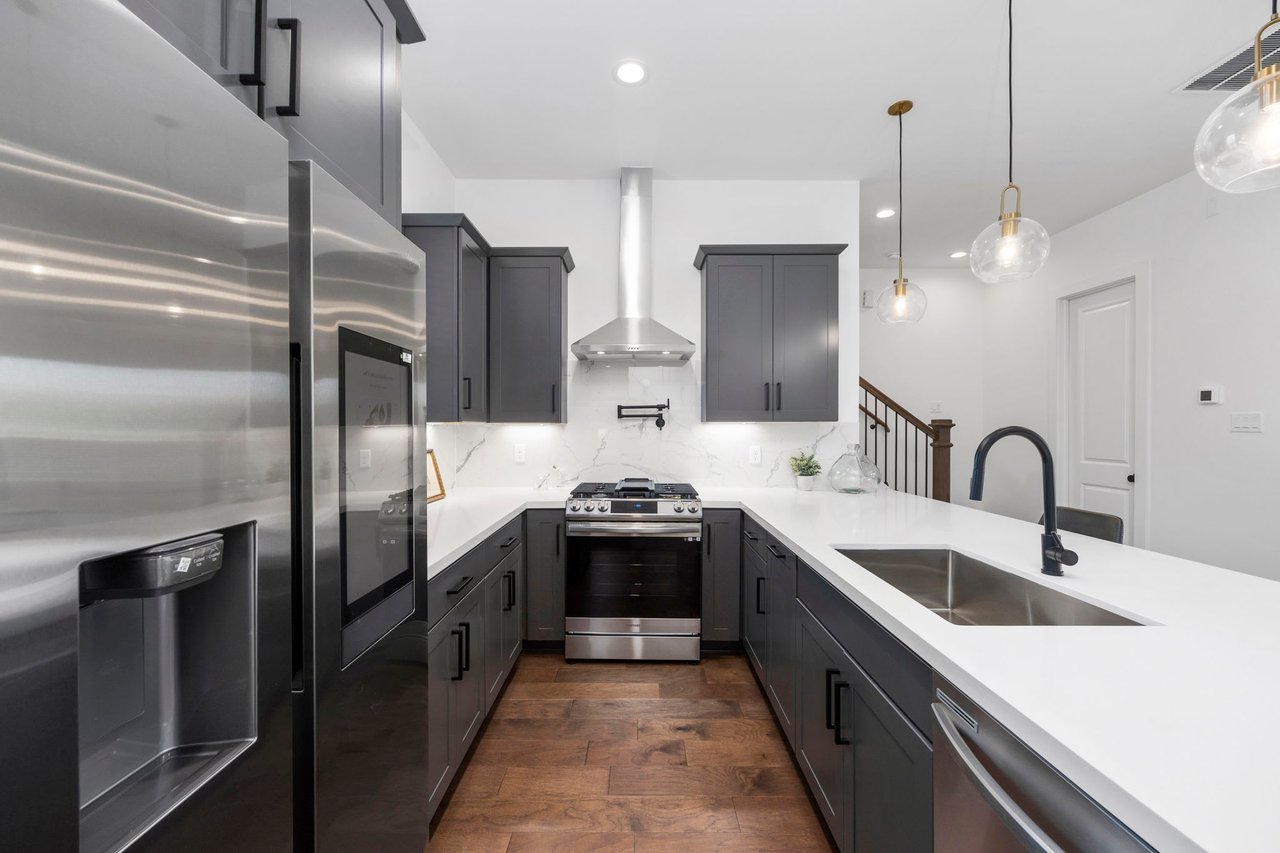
left=565, top=521, right=703, bottom=539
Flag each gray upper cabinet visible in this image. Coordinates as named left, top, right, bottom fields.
left=701, top=509, right=742, bottom=646
left=403, top=215, right=492, bottom=423
left=488, top=250, right=572, bottom=424
left=697, top=245, right=845, bottom=422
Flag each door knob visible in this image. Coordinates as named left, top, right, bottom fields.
left=1127, top=474, right=1135, bottom=483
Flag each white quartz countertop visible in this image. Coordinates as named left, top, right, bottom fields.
left=427, top=485, right=1280, bottom=852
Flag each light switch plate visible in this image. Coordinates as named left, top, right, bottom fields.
left=748, top=445, right=762, bottom=465
left=861, top=290, right=874, bottom=310
left=513, top=444, right=527, bottom=463
left=1230, top=412, right=1263, bottom=433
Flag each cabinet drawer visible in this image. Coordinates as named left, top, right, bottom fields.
left=741, top=513, right=769, bottom=560
left=798, top=562, right=932, bottom=738
left=428, top=515, right=524, bottom=630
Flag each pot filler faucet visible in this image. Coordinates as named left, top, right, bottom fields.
left=970, top=426, right=1079, bottom=576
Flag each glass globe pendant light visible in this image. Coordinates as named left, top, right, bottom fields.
left=1195, top=3, right=1280, bottom=193
left=970, top=0, right=1050, bottom=283
left=876, top=100, right=927, bottom=325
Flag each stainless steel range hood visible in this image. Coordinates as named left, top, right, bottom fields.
left=571, top=168, right=695, bottom=364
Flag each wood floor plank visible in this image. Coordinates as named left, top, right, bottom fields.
left=586, top=738, right=687, bottom=766
left=736, top=698, right=777, bottom=719
left=507, top=831, right=635, bottom=853
left=732, top=796, right=829, bottom=836
left=505, top=682, right=661, bottom=700
left=638, top=719, right=783, bottom=743
left=684, top=740, right=793, bottom=767
left=572, top=698, right=742, bottom=719
left=508, top=664, right=562, bottom=684
left=489, top=699, right=573, bottom=720
left=658, top=681, right=772, bottom=701
left=636, top=833, right=833, bottom=852
left=484, top=718, right=638, bottom=741
left=608, top=766, right=807, bottom=797
left=449, top=764, right=507, bottom=800
left=436, top=797, right=740, bottom=833
left=496, top=766, right=611, bottom=799
left=556, top=663, right=706, bottom=684
left=424, top=826, right=512, bottom=852
left=700, top=656, right=756, bottom=684
left=469, top=738, right=588, bottom=766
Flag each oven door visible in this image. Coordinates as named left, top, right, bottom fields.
left=565, top=522, right=702, bottom=635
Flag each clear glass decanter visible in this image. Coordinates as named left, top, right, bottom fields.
left=828, top=444, right=881, bottom=494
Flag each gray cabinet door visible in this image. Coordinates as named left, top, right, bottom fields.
left=425, top=617, right=454, bottom=819
left=482, top=565, right=505, bottom=713
left=447, top=583, right=486, bottom=765
left=847, top=662, right=932, bottom=852
left=772, top=255, right=839, bottom=421
left=459, top=234, right=489, bottom=421
left=524, top=510, right=565, bottom=643
left=489, top=257, right=566, bottom=423
left=741, top=543, right=769, bottom=680
left=703, top=255, right=774, bottom=421
left=764, top=544, right=799, bottom=744
left=796, top=602, right=853, bottom=851
left=701, top=509, right=742, bottom=645
left=501, top=545, right=524, bottom=673
left=266, top=0, right=402, bottom=225
left=117, top=0, right=265, bottom=113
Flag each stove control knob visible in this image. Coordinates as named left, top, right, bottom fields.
left=584, top=504, right=594, bottom=512
left=596, top=501, right=609, bottom=512
left=673, top=503, right=684, bottom=512
left=689, top=501, right=700, bottom=512
left=569, top=501, right=581, bottom=512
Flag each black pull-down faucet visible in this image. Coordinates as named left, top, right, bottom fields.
left=970, top=426, right=1079, bottom=576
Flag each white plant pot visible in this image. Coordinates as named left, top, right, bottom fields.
left=795, top=475, right=816, bottom=491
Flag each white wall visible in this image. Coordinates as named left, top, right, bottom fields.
left=401, top=111, right=456, bottom=212
left=424, top=177, right=861, bottom=489
left=980, top=170, right=1280, bottom=580
left=859, top=268, right=985, bottom=506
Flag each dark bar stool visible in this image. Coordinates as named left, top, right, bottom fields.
left=1038, top=507, right=1124, bottom=544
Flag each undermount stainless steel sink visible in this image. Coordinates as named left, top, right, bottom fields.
left=837, top=549, right=1142, bottom=627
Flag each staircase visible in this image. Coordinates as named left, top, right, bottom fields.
left=859, top=377, right=954, bottom=502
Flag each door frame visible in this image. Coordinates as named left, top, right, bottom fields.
left=1052, top=261, right=1152, bottom=547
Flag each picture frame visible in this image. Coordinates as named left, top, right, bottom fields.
left=425, top=449, right=446, bottom=503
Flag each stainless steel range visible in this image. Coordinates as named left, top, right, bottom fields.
left=564, top=478, right=703, bottom=661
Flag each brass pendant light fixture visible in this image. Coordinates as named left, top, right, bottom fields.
left=1195, top=1, right=1280, bottom=192
left=970, top=0, right=1050, bottom=283
left=876, top=100, right=927, bottom=325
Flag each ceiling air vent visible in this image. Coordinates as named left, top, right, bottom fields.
left=1182, top=29, right=1280, bottom=91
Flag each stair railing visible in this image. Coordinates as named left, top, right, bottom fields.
left=858, top=377, right=954, bottom=502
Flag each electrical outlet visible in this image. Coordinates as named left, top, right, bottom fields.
left=513, top=443, right=527, bottom=463
left=929, top=401, right=943, bottom=415
left=861, top=290, right=874, bottom=310
left=748, top=445, right=762, bottom=465
left=1230, top=412, right=1264, bottom=433
left=358, top=448, right=372, bottom=469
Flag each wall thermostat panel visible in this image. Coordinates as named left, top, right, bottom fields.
left=1198, top=386, right=1223, bottom=405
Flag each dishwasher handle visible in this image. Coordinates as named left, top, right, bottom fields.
left=932, top=700, right=1064, bottom=853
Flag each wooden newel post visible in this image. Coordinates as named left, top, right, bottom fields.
left=929, top=419, right=955, bottom=503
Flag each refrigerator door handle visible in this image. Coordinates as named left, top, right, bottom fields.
left=932, top=701, right=1063, bottom=853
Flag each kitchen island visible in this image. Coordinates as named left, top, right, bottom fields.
left=428, top=485, right=1280, bottom=852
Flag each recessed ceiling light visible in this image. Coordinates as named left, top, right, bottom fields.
left=949, top=251, right=968, bottom=259
left=875, top=208, right=896, bottom=219
left=596, top=351, right=606, bottom=355
left=614, top=60, right=647, bottom=86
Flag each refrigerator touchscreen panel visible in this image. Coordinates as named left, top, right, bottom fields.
left=337, top=327, right=414, bottom=632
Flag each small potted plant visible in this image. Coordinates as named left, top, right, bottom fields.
left=789, top=451, right=821, bottom=491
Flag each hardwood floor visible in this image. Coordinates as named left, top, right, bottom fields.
left=427, top=654, right=834, bottom=853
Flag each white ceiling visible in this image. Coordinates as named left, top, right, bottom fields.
left=401, top=0, right=1263, bottom=268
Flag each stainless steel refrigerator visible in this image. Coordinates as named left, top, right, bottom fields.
left=288, top=161, right=429, bottom=852
left=0, top=1, right=294, bottom=851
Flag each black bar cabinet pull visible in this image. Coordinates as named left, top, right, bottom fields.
left=288, top=344, right=305, bottom=690
left=446, top=575, right=473, bottom=596
left=764, top=382, right=771, bottom=411
left=755, top=576, right=766, bottom=614
left=459, top=621, right=471, bottom=672
left=555, top=523, right=561, bottom=557
left=825, top=669, right=839, bottom=730
left=463, top=377, right=472, bottom=410
left=775, top=382, right=782, bottom=411
left=503, top=571, right=515, bottom=611
left=551, top=383, right=557, bottom=415
left=833, top=681, right=851, bottom=745
left=275, top=18, right=301, bottom=117
left=450, top=629, right=464, bottom=680
left=239, top=0, right=266, bottom=114
left=743, top=530, right=758, bottom=542
left=766, top=544, right=785, bottom=559
left=500, top=536, right=518, bottom=549
left=706, top=526, right=712, bottom=555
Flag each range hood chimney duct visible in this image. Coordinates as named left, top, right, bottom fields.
left=571, top=168, right=695, bottom=364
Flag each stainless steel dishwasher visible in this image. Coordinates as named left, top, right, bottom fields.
left=932, top=676, right=1155, bottom=852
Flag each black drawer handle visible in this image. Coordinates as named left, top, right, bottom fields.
left=825, top=669, right=839, bottom=730
left=274, top=18, right=301, bottom=117
left=450, top=629, right=464, bottom=681
left=463, top=376, right=472, bottom=410
left=743, top=530, right=758, bottom=542
left=766, top=544, right=785, bottom=559
left=833, top=681, right=850, bottom=745
left=446, top=575, right=473, bottom=596
left=755, top=576, right=766, bottom=615
left=500, top=536, right=518, bottom=549
left=459, top=621, right=472, bottom=672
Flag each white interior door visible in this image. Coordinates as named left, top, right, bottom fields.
left=1066, top=281, right=1136, bottom=542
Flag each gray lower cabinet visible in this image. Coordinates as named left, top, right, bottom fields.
left=697, top=245, right=844, bottom=422
left=796, top=602, right=853, bottom=847
left=488, top=252, right=571, bottom=423
left=762, top=539, right=799, bottom=744
left=484, top=544, right=524, bottom=712
left=402, top=215, right=491, bottom=423
left=701, top=509, right=742, bottom=646
left=425, top=616, right=455, bottom=817
left=741, top=538, right=769, bottom=679
left=500, top=546, right=524, bottom=670
left=524, top=510, right=565, bottom=643
left=444, top=579, right=485, bottom=786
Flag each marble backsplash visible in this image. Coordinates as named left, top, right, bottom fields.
left=427, top=357, right=863, bottom=492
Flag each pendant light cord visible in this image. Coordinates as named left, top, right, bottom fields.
left=1008, top=0, right=1014, bottom=185
left=898, top=111, right=904, bottom=279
